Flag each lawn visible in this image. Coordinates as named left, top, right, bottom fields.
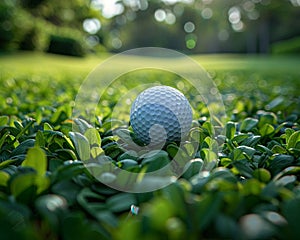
left=0, top=52, right=300, bottom=240
left=1, top=51, right=299, bottom=75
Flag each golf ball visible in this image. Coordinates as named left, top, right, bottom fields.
left=130, top=86, right=193, bottom=145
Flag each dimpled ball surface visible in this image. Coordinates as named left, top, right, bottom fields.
left=130, top=86, right=193, bottom=145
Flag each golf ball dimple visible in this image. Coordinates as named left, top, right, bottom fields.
left=130, top=86, right=193, bottom=145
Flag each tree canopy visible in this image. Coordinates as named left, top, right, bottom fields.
left=1, top=0, right=299, bottom=54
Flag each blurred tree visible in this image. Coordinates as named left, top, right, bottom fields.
left=20, top=0, right=98, bottom=29
left=1, top=0, right=299, bottom=54
left=0, top=0, right=105, bottom=54
left=104, top=0, right=300, bottom=54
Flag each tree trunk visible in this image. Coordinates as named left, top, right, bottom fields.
left=246, top=26, right=257, bottom=53
left=259, top=18, right=270, bottom=54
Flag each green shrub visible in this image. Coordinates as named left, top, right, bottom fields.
left=0, top=2, right=49, bottom=52
left=0, top=2, right=86, bottom=55
left=0, top=1, right=18, bottom=50
left=47, top=34, right=86, bottom=57
left=19, top=27, right=45, bottom=51
left=272, top=36, right=300, bottom=54
left=21, top=0, right=47, bottom=9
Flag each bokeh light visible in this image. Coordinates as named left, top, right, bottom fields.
left=228, top=7, right=241, bottom=24
left=154, top=9, right=166, bottom=22
left=184, top=21, right=195, bottom=33
left=201, top=8, right=213, bottom=19
left=83, top=18, right=101, bottom=34
left=165, top=11, right=176, bottom=24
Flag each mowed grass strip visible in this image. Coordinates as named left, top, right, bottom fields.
left=1, top=52, right=300, bottom=78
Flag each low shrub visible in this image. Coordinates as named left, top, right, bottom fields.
left=272, top=36, right=300, bottom=54
left=47, top=33, right=86, bottom=57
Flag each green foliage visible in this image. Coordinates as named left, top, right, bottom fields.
left=0, top=0, right=101, bottom=55
left=0, top=54, right=299, bottom=239
left=47, top=34, right=86, bottom=57
left=272, top=36, right=300, bottom=55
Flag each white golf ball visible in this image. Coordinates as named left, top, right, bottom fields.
left=130, top=86, right=193, bottom=145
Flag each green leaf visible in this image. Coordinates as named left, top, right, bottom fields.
left=285, top=128, right=294, bottom=143
left=118, top=150, right=138, bottom=161
left=282, top=198, right=300, bottom=238
left=183, top=142, right=197, bottom=157
left=182, top=159, right=204, bottom=179
left=0, top=171, right=9, bottom=186
left=162, top=182, right=186, bottom=218
left=61, top=212, right=110, bottom=240
left=101, top=119, right=124, bottom=132
left=10, top=173, right=50, bottom=201
left=189, top=127, right=206, bottom=143
left=193, top=193, right=223, bottom=230
left=90, top=147, right=104, bottom=159
left=118, top=159, right=138, bottom=170
left=52, top=180, right=82, bottom=205
left=55, top=149, right=77, bottom=160
left=259, top=123, right=275, bottom=136
left=204, top=136, right=218, bottom=152
left=237, top=145, right=256, bottom=158
left=231, top=148, right=246, bottom=161
left=106, top=193, right=136, bottom=213
left=35, top=130, right=45, bottom=147
left=202, top=121, right=214, bottom=136
left=239, top=214, right=275, bottom=239
left=253, top=168, right=271, bottom=183
left=73, top=118, right=93, bottom=134
left=257, top=144, right=273, bottom=155
left=69, top=132, right=90, bottom=161
left=220, top=157, right=232, bottom=167
left=35, top=194, right=68, bottom=228
left=232, top=133, right=249, bottom=144
left=215, top=214, right=239, bottom=239
left=0, top=131, right=9, bottom=150
left=0, top=116, right=9, bottom=126
left=147, top=197, right=175, bottom=230
left=258, top=112, right=277, bottom=127
left=115, top=129, right=134, bottom=145
left=14, top=120, right=23, bottom=130
left=141, top=150, right=170, bottom=172
left=21, top=147, right=47, bottom=176
left=271, top=145, right=287, bottom=154
left=241, top=179, right=262, bottom=195
left=225, top=121, right=236, bottom=139
left=275, top=175, right=296, bottom=187
left=240, top=118, right=258, bottom=132
left=166, top=144, right=191, bottom=171
left=232, top=160, right=253, bottom=178
left=265, top=96, right=284, bottom=110
left=241, top=135, right=261, bottom=147
left=166, top=144, right=179, bottom=158
left=44, top=122, right=53, bottom=130
left=268, top=154, right=294, bottom=175
left=201, top=148, right=218, bottom=163
left=52, top=162, right=85, bottom=183
left=287, top=130, right=300, bottom=149
left=77, top=188, right=105, bottom=210
left=273, top=166, right=300, bottom=180
left=210, top=168, right=237, bottom=183
left=84, top=128, right=101, bottom=147
left=11, top=139, right=35, bottom=156
left=0, top=159, right=17, bottom=169
left=15, top=119, right=35, bottom=140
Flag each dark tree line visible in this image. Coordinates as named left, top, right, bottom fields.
left=1, top=0, right=300, bottom=55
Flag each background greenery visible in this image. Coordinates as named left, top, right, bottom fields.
left=0, top=53, right=299, bottom=239
left=1, top=0, right=300, bottom=55
left=1, top=0, right=300, bottom=239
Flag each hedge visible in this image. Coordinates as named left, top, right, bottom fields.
left=272, top=36, right=300, bottom=55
